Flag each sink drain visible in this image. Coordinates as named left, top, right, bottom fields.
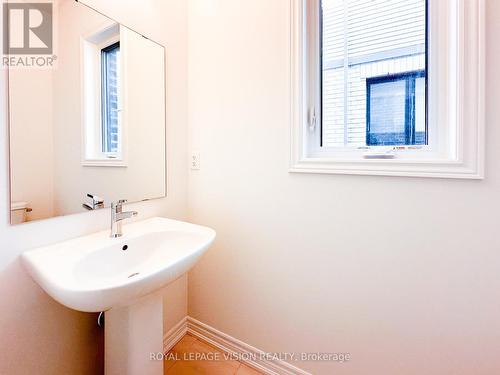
left=128, top=272, right=140, bottom=278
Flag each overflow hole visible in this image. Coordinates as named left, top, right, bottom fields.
left=122, top=245, right=128, bottom=251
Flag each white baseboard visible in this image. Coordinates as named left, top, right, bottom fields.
left=163, top=316, right=188, bottom=353
left=163, top=316, right=312, bottom=375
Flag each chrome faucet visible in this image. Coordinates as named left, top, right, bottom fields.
left=110, top=200, right=138, bottom=238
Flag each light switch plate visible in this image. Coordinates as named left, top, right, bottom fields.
left=190, top=152, right=201, bottom=170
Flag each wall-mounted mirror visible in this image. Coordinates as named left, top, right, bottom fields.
left=7, top=0, right=166, bottom=224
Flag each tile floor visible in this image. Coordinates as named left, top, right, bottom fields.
left=164, top=334, right=264, bottom=374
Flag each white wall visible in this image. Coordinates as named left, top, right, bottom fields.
left=0, top=0, right=188, bottom=373
left=187, top=1, right=500, bottom=374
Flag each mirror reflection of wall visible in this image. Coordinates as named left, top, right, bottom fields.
left=9, top=0, right=166, bottom=224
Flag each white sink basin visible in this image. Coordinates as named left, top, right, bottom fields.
left=21, top=217, right=216, bottom=312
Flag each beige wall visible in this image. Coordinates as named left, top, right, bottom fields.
left=0, top=0, right=188, bottom=374
left=187, top=1, right=500, bottom=374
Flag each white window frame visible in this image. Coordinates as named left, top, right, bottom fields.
left=80, top=23, right=127, bottom=167
left=290, top=0, right=485, bottom=178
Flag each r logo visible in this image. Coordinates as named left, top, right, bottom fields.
left=3, top=3, right=53, bottom=55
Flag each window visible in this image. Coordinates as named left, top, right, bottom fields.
left=366, top=71, right=426, bottom=146
left=101, top=42, right=121, bottom=156
left=290, top=0, right=484, bottom=178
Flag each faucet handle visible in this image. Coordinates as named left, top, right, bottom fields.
left=111, top=199, right=127, bottom=209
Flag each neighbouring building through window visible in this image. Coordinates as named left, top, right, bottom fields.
left=321, top=0, right=427, bottom=148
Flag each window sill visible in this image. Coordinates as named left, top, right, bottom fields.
left=289, top=158, right=484, bottom=179
left=82, top=159, right=127, bottom=168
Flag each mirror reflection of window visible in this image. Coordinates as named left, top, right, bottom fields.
left=8, top=0, right=166, bottom=224
left=81, top=23, right=124, bottom=166
left=101, top=42, right=121, bottom=156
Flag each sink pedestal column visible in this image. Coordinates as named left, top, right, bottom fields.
left=105, top=292, right=164, bottom=375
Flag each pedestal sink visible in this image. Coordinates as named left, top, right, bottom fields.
left=21, top=217, right=216, bottom=375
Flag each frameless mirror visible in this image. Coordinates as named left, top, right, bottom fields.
left=7, top=0, right=166, bottom=224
